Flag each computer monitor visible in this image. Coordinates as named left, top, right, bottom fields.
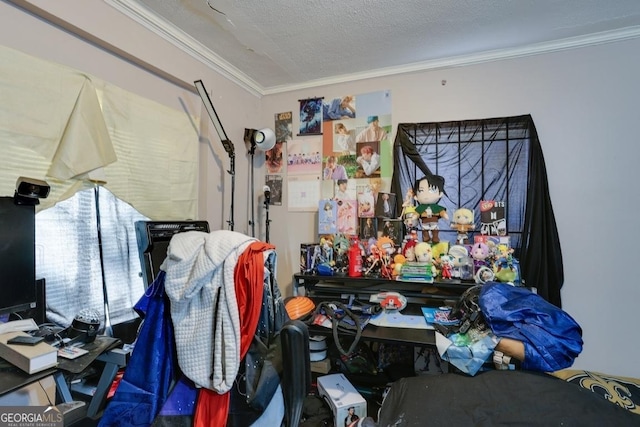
left=0, top=197, right=37, bottom=317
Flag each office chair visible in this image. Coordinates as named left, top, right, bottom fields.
left=281, top=319, right=311, bottom=427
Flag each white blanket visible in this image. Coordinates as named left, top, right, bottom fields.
left=162, top=230, right=256, bottom=392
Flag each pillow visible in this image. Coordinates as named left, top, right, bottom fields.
left=551, top=369, right=640, bottom=415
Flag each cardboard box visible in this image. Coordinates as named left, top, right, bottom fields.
left=317, top=373, right=367, bottom=427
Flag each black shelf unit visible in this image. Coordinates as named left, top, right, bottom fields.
left=293, top=273, right=475, bottom=303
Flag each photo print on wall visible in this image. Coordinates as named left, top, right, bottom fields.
left=360, top=217, right=377, bottom=241
left=265, top=175, right=283, bottom=206
left=298, top=97, right=323, bottom=136
left=275, top=111, right=293, bottom=143
left=375, top=192, right=396, bottom=218
left=266, top=141, right=285, bottom=174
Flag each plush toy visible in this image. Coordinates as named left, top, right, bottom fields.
left=450, top=208, right=475, bottom=244
left=392, top=254, right=407, bottom=277
left=402, top=238, right=418, bottom=262
left=414, top=242, right=433, bottom=264
left=470, top=242, right=490, bottom=274
left=413, top=175, right=448, bottom=243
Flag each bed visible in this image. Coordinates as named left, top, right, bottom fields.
left=373, top=368, right=640, bottom=426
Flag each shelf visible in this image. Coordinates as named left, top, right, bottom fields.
left=293, top=273, right=474, bottom=302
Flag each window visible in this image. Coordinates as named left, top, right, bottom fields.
left=35, top=187, right=148, bottom=327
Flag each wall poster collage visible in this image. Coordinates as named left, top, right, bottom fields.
left=266, top=90, right=394, bottom=239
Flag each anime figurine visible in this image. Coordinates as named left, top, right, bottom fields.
left=449, top=244, right=472, bottom=280
left=439, top=254, right=454, bottom=280
left=402, top=188, right=415, bottom=208
left=470, top=241, right=490, bottom=274
left=493, top=244, right=517, bottom=283
left=320, top=236, right=334, bottom=264
left=450, top=208, right=475, bottom=244
left=376, top=236, right=396, bottom=278
left=402, top=205, right=420, bottom=233
left=414, top=175, right=449, bottom=243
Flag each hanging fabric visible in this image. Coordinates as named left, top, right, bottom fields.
left=391, top=115, right=564, bottom=306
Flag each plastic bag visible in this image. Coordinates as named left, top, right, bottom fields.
left=479, top=282, right=583, bottom=372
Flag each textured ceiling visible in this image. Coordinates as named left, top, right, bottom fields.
left=110, top=0, right=640, bottom=94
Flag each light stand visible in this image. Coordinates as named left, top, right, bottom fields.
left=245, top=129, right=258, bottom=236
left=263, top=185, right=272, bottom=243
left=245, top=128, right=276, bottom=238
left=93, top=183, right=113, bottom=337
left=194, top=80, right=236, bottom=231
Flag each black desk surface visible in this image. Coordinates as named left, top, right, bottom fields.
left=307, top=302, right=437, bottom=347
left=57, top=336, right=121, bottom=374
left=297, top=274, right=463, bottom=347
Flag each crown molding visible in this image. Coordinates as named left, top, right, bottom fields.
left=105, top=0, right=263, bottom=97
left=264, top=26, right=640, bottom=95
left=107, top=1, right=640, bottom=96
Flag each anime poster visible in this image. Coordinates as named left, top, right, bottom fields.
left=356, top=184, right=375, bottom=218
left=336, top=199, right=358, bottom=236
left=265, top=174, right=283, bottom=206
left=318, top=199, right=337, bottom=234
left=266, top=141, right=285, bottom=174
left=298, top=98, right=322, bottom=135
left=275, top=111, right=293, bottom=143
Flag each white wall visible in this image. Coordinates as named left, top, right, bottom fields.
left=262, top=39, right=640, bottom=378
left=2, top=0, right=639, bottom=378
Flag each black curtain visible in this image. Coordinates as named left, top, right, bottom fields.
left=391, top=115, right=563, bottom=306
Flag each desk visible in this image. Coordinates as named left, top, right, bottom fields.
left=295, top=274, right=473, bottom=348
left=306, top=302, right=437, bottom=347
left=54, top=336, right=128, bottom=418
